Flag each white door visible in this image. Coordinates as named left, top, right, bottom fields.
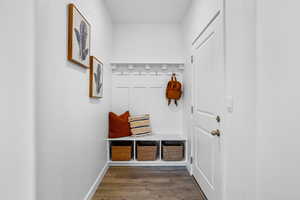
left=191, top=10, right=224, bottom=200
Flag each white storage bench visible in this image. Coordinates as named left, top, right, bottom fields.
left=106, top=134, right=187, bottom=166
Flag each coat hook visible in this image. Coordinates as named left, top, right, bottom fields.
left=178, top=65, right=184, bottom=70
left=128, top=65, right=134, bottom=70
left=161, top=65, right=167, bottom=70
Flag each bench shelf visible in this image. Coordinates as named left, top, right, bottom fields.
left=107, top=134, right=187, bottom=166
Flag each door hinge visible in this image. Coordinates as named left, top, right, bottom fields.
left=191, top=55, right=194, bottom=64
left=216, top=115, right=221, bottom=123
left=191, top=106, right=194, bottom=114
left=190, top=157, right=193, bottom=164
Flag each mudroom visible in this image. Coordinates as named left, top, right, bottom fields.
left=91, top=0, right=225, bottom=199
left=4, top=0, right=297, bottom=199
left=7, top=0, right=261, bottom=199
left=77, top=0, right=225, bottom=199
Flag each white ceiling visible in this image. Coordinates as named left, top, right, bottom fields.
left=104, top=0, right=192, bottom=24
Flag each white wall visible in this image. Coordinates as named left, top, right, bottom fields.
left=112, top=23, right=184, bottom=62
left=35, top=0, right=112, bottom=200
left=112, top=74, right=183, bottom=135
left=0, top=0, right=35, bottom=200
left=223, top=1, right=257, bottom=199
left=256, top=1, right=300, bottom=200
left=111, top=23, right=184, bottom=135
left=182, top=0, right=257, bottom=199
left=181, top=0, right=203, bottom=174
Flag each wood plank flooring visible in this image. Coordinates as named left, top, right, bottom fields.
left=92, top=166, right=205, bottom=200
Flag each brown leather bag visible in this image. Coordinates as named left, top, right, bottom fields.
left=166, top=73, right=182, bottom=106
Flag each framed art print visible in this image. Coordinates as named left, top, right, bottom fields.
left=68, top=4, right=91, bottom=68
left=90, top=56, right=103, bottom=98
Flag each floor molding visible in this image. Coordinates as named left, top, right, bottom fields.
left=108, top=161, right=187, bottom=167
left=186, top=162, right=192, bottom=175
left=192, top=176, right=208, bottom=200
left=84, top=162, right=109, bottom=200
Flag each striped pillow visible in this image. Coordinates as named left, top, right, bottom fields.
left=129, top=114, right=152, bottom=136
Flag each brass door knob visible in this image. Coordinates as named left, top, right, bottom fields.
left=211, top=129, right=220, bottom=137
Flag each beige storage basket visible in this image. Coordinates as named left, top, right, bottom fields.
left=162, top=142, right=184, bottom=161
left=137, top=142, right=158, bottom=161
left=111, top=142, right=132, bottom=161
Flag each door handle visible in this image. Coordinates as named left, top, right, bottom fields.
left=211, top=129, right=220, bottom=137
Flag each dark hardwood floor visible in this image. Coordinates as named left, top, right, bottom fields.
left=92, top=166, right=205, bottom=200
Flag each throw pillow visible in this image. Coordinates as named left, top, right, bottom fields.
left=128, top=114, right=152, bottom=136
left=108, top=111, right=131, bottom=138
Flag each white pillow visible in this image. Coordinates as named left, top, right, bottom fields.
left=128, top=114, right=152, bottom=136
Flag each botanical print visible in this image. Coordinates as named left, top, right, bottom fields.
left=90, top=56, right=103, bottom=98
left=94, top=63, right=103, bottom=94
left=68, top=4, right=91, bottom=68
left=74, top=21, right=89, bottom=61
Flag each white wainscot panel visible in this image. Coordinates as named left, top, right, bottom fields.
left=112, top=86, right=130, bottom=114
left=112, top=75, right=183, bottom=135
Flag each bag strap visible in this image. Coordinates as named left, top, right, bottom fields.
left=171, top=73, right=177, bottom=81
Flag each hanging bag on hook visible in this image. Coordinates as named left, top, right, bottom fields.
left=166, top=73, right=182, bottom=106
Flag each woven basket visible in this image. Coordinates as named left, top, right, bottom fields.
left=137, top=145, right=157, bottom=161
left=163, top=145, right=184, bottom=161
left=111, top=146, right=132, bottom=161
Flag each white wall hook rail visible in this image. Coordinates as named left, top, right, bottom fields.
left=111, top=62, right=184, bottom=75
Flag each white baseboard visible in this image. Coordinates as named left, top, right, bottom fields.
left=108, top=161, right=187, bottom=167
left=84, top=162, right=109, bottom=200
left=186, top=162, right=193, bottom=175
